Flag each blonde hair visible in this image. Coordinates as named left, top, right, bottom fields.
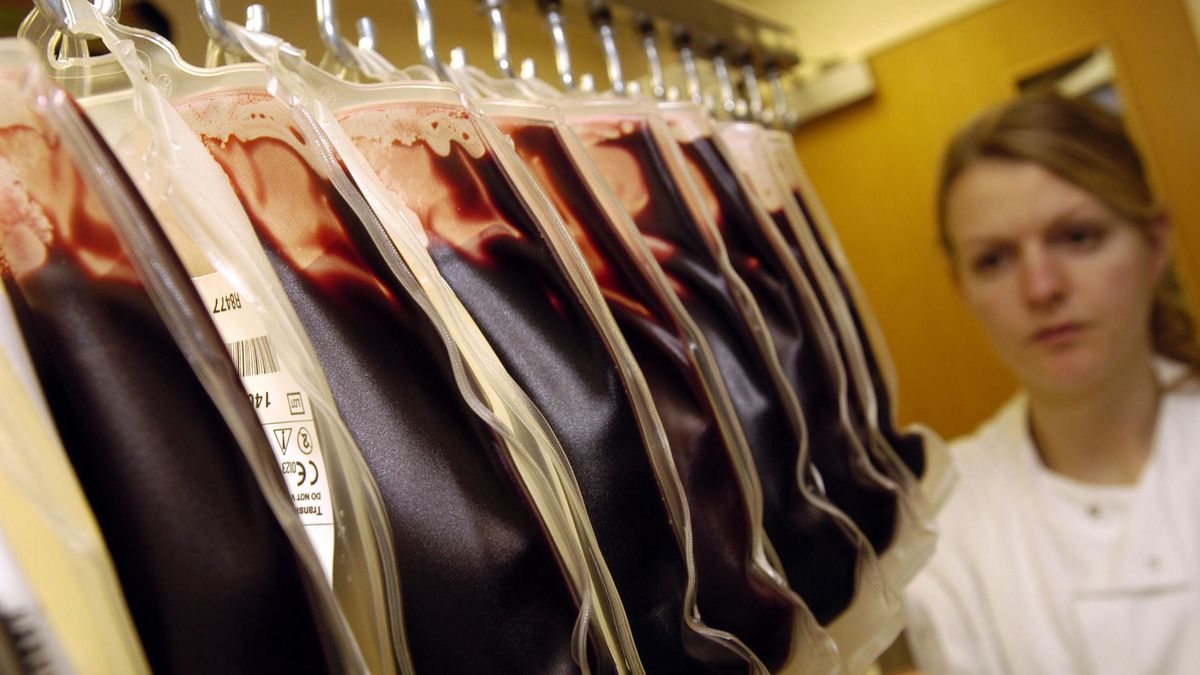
left=937, top=90, right=1200, bottom=374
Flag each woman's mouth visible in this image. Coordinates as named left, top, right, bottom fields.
left=1031, top=322, right=1086, bottom=346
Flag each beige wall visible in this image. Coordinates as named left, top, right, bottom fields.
left=1188, top=0, right=1200, bottom=49
left=791, top=0, right=1200, bottom=439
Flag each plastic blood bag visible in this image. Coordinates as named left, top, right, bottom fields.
left=0, top=63, right=348, bottom=674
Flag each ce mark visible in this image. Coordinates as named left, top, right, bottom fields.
left=282, top=460, right=319, bottom=487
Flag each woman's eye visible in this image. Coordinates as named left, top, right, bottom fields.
left=1054, top=223, right=1108, bottom=251
left=971, top=249, right=1009, bottom=275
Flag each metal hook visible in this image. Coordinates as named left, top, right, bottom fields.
left=588, top=0, right=624, bottom=95
left=95, top=0, right=120, bottom=19
left=538, top=0, right=573, bottom=89
left=767, top=67, right=792, bottom=130
left=196, top=0, right=249, bottom=57
left=245, top=3, right=267, bottom=32
left=31, top=0, right=69, bottom=29
left=31, top=0, right=119, bottom=43
left=480, top=0, right=514, bottom=78
left=711, top=50, right=737, bottom=118
left=411, top=0, right=449, bottom=80
left=634, top=13, right=664, bottom=99
left=316, top=0, right=359, bottom=72
left=356, top=16, right=376, bottom=51
left=520, top=57, right=536, bottom=80
left=671, top=24, right=703, bottom=105
left=740, top=58, right=763, bottom=122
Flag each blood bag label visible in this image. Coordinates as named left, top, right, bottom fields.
left=193, top=272, right=334, bottom=581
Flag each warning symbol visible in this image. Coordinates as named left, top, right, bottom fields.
left=274, top=427, right=293, bottom=453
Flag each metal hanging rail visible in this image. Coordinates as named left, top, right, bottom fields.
left=512, top=0, right=801, bottom=72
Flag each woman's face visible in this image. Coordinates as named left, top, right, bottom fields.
left=945, top=158, right=1168, bottom=398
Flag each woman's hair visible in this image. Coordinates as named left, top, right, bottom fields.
left=936, top=90, right=1200, bottom=375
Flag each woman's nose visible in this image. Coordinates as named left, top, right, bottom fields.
left=1018, top=247, right=1067, bottom=310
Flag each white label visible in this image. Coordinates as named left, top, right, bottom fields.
left=193, top=273, right=335, bottom=582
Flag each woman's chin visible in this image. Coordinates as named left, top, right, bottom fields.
left=1018, top=344, right=1112, bottom=397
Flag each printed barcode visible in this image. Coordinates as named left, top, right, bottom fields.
left=227, top=335, right=280, bottom=377
left=1, top=610, right=53, bottom=674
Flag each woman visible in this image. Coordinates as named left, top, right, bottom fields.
left=905, top=91, right=1200, bottom=674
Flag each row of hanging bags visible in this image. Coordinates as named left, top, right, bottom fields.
left=669, top=109, right=938, bottom=581
left=229, top=11, right=864, bottom=671
left=559, top=94, right=916, bottom=672
left=18, top=2, right=638, bottom=672
left=718, top=121, right=951, bottom=539
left=210, top=10, right=682, bottom=673
left=447, top=63, right=838, bottom=674
left=8, top=0, right=950, bottom=671
left=444, top=42, right=923, bottom=669
left=287, top=34, right=773, bottom=675
left=758, top=130, right=954, bottom=510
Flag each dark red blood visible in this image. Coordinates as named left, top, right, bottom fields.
left=680, top=136, right=902, bottom=622
left=503, top=119, right=799, bottom=670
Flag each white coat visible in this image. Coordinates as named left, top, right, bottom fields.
left=905, top=361, right=1200, bottom=674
